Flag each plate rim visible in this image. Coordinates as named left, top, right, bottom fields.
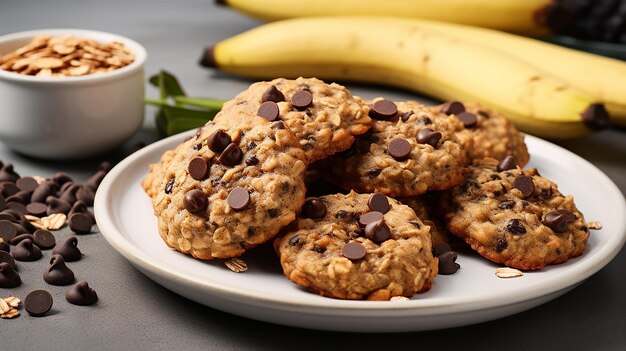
left=94, top=131, right=626, bottom=314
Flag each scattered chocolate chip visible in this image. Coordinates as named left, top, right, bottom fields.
left=0, top=219, right=18, bottom=242
left=13, top=223, right=29, bottom=235
left=184, top=189, right=208, bottom=213
left=0, top=241, right=9, bottom=252
left=46, top=196, right=72, bottom=215
left=0, top=250, right=16, bottom=269
left=262, top=85, right=285, bottom=103
left=499, top=200, right=516, bottom=209
left=6, top=190, right=31, bottom=204
left=227, top=187, right=250, bottom=211
left=288, top=235, right=300, bottom=246
left=0, top=262, right=21, bottom=288
left=0, top=164, right=20, bottom=183
left=364, top=219, right=391, bottom=243
left=416, top=128, right=442, bottom=147
left=438, top=251, right=460, bottom=275
left=24, top=290, right=53, bottom=316
left=85, top=171, right=107, bottom=191
left=302, top=198, right=327, bottom=219
left=0, top=209, right=20, bottom=222
left=53, top=237, right=82, bottom=262
left=69, top=201, right=94, bottom=223
left=164, top=178, right=175, bottom=194
left=43, top=254, right=75, bottom=286
left=7, top=202, right=27, bottom=215
left=218, top=143, right=243, bottom=167
left=291, top=90, right=313, bottom=110
left=12, top=238, right=42, bottom=261
left=506, top=219, right=527, bottom=235
left=581, top=103, right=609, bottom=130
left=433, top=242, right=452, bottom=257
left=513, top=175, right=535, bottom=198
left=10, top=233, right=34, bottom=245
left=418, top=116, right=433, bottom=125
left=456, top=112, right=478, bottom=128
left=0, top=195, right=5, bottom=211
left=257, top=101, right=280, bottom=121
left=20, top=217, right=36, bottom=233
left=52, top=172, right=73, bottom=186
left=16, top=177, right=39, bottom=193
left=388, top=138, right=411, bottom=160
left=26, top=202, right=48, bottom=217
left=369, top=99, right=397, bottom=120
left=66, top=281, right=98, bottom=306
left=359, top=211, right=383, bottom=227
left=400, top=111, right=414, bottom=122
left=0, top=182, right=20, bottom=197
left=33, top=229, right=56, bottom=249
left=441, top=101, right=465, bottom=115
left=245, top=156, right=259, bottom=166
left=98, top=161, right=113, bottom=173
left=543, top=210, right=577, bottom=233
left=341, top=242, right=367, bottom=261
left=60, top=183, right=81, bottom=204
left=495, top=237, right=508, bottom=252
left=76, top=187, right=95, bottom=206
left=368, top=193, right=390, bottom=214
left=60, top=181, right=74, bottom=194
left=188, top=157, right=209, bottom=180
left=497, top=155, right=517, bottom=172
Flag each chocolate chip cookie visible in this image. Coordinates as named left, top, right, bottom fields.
left=440, top=157, right=589, bottom=270
left=214, top=77, right=371, bottom=163
left=275, top=191, right=438, bottom=300
left=429, top=101, right=530, bottom=166
left=320, top=100, right=467, bottom=197
left=152, top=119, right=308, bottom=260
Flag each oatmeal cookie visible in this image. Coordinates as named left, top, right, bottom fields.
left=152, top=118, right=307, bottom=260
left=214, top=77, right=371, bottom=162
left=440, top=157, right=589, bottom=270
left=321, top=99, right=467, bottom=197
left=275, top=191, right=438, bottom=300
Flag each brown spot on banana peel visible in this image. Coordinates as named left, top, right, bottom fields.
left=581, top=103, right=610, bottom=130
left=200, top=47, right=218, bottom=68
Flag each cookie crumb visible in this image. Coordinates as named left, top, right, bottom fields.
left=587, top=221, right=602, bottom=230
left=225, top=258, right=248, bottom=273
left=495, top=267, right=523, bottom=278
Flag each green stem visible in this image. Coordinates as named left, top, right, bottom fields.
left=173, top=96, right=225, bottom=110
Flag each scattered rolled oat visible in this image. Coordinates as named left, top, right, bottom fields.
left=389, top=296, right=410, bottom=301
left=587, top=221, right=603, bottom=230
left=0, top=297, right=20, bottom=319
left=495, top=267, right=524, bottom=279
left=26, top=213, right=67, bottom=231
left=3, top=296, right=20, bottom=308
left=0, top=35, right=135, bottom=77
left=1, top=309, right=20, bottom=319
left=224, top=258, right=248, bottom=273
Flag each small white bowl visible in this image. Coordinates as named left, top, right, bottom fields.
left=0, top=29, right=146, bottom=159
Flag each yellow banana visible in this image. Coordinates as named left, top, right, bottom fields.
left=201, top=17, right=607, bottom=138
left=217, top=0, right=553, bottom=36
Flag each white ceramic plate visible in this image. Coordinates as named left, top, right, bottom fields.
left=94, top=131, right=626, bottom=332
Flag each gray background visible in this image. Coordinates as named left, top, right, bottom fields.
left=1, top=1, right=625, bottom=350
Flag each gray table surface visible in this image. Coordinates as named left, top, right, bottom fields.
left=1, top=1, right=625, bottom=350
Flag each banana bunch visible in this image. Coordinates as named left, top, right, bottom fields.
left=217, top=0, right=554, bottom=35
left=201, top=17, right=618, bottom=138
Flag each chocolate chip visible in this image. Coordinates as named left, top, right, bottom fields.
left=0, top=219, right=18, bottom=242
left=267, top=209, right=279, bottom=218
left=262, top=85, right=285, bottom=103
left=367, top=169, right=382, bottom=178
left=227, top=187, right=250, bottom=211
left=302, top=198, right=327, bottom=219
left=188, top=157, right=209, bottom=180
left=416, top=128, right=442, bottom=147
left=288, top=235, right=300, bottom=246
left=218, top=143, right=243, bottom=167
left=0, top=250, right=16, bottom=270
left=76, top=187, right=95, bottom=206
left=369, top=99, right=397, bottom=120
left=31, top=183, right=53, bottom=203
left=53, top=236, right=82, bottom=262
left=184, top=189, right=208, bottom=213
left=495, top=237, right=508, bottom=252
left=0, top=164, right=20, bottom=183
left=33, top=229, right=55, bottom=249
left=24, top=290, right=53, bottom=317
left=359, top=211, right=383, bottom=227
left=16, top=177, right=39, bottom=193
left=543, top=210, right=577, bottom=233
left=0, top=182, right=19, bottom=197
left=441, top=101, right=465, bottom=115
left=164, top=178, right=174, bottom=194
left=26, top=202, right=48, bottom=217
left=335, top=210, right=350, bottom=219
left=62, top=183, right=83, bottom=205
left=0, top=195, right=5, bottom=212
left=0, top=209, right=20, bottom=222
left=206, top=129, right=232, bottom=154
left=66, top=281, right=98, bottom=306
left=506, top=219, right=527, bottom=235
left=513, top=175, right=535, bottom=198
left=0, top=262, right=21, bottom=288
left=581, top=103, right=609, bottom=130
left=365, top=219, right=391, bottom=243
left=341, top=242, right=367, bottom=261
left=388, top=138, right=411, bottom=160
left=7, top=202, right=27, bottom=215
left=69, top=201, right=94, bottom=223
left=98, top=161, right=113, bottom=173
left=438, top=251, right=460, bottom=275
left=52, top=172, right=73, bottom=186
left=60, top=181, right=74, bottom=194
left=418, top=116, right=433, bottom=125
left=6, top=190, right=30, bottom=204
left=499, top=200, right=516, bottom=209
left=312, top=245, right=325, bottom=253
left=0, top=241, right=9, bottom=252
left=477, top=110, right=490, bottom=118
left=291, top=90, right=313, bottom=110
left=245, top=156, right=259, bottom=166
left=43, top=254, right=75, bottom=286
left=497, top=155, right=517, bottom=172
left=368, top=193, right=390, bottom=214
left=12, top=238, right=42, bottom=261
left=433, top=242, right=452, bottom=257
left=456, top=112, right=477, bottom=128
left=85, top=170, right=107, bottom=191
left=46, top=196, right=72, bottom=215
left=10, top=233, right=34, bottom=245
left=401, top=111, right=414, bottom=122
left=257, top=101, right=280, bottom=121
left=271, top=121, right=286, bottom=130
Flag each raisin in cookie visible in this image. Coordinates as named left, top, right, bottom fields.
left=429, top=101, right=529, bottom=166
left=320, top=99, right=467, bottom=197
left=440, top=157, right=589, bottom=270
left=152, top=118, right=307, bottom=260
left=214, top=77, right=371, bottom=163
left=275, top=191, right=438, bottom=300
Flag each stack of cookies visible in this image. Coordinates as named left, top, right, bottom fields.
left=142, top=78, right=591, bottom=300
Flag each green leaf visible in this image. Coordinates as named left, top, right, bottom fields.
left=158, top=105, right=218, bottom=136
